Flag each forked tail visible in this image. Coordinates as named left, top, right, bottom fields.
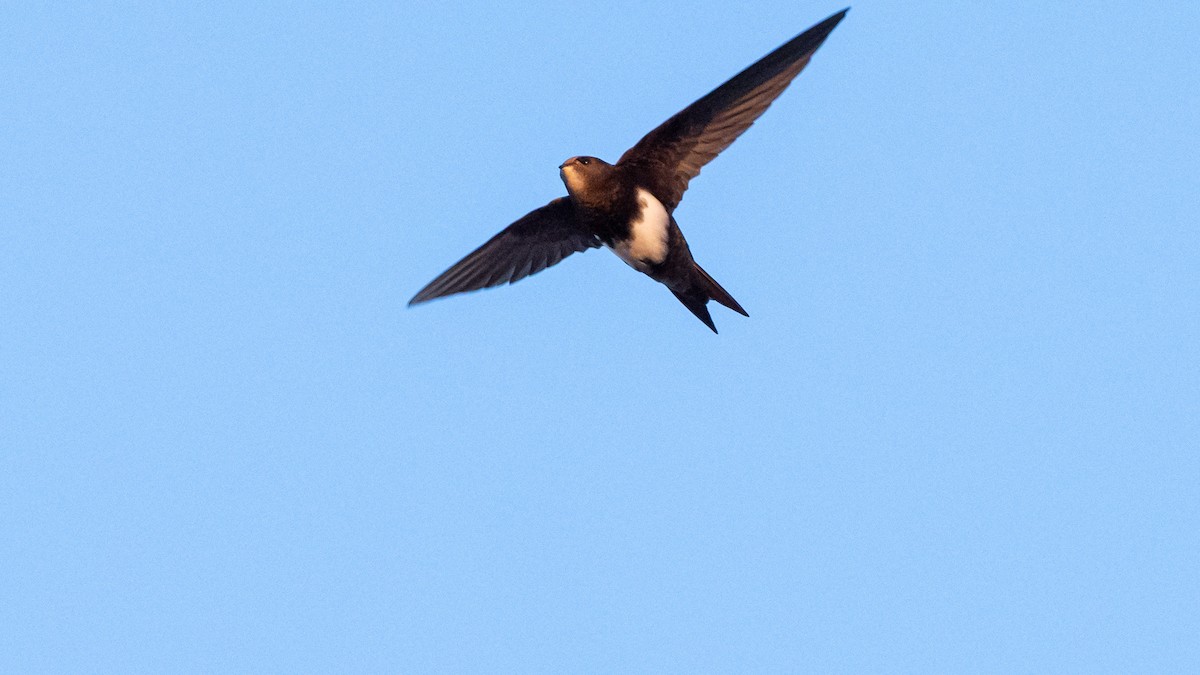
left=669, top=263, right=748, bottom=334
left=694, top=262, right=748, bottom=317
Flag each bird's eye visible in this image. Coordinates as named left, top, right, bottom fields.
left=579, top=157, right=591, bottom=165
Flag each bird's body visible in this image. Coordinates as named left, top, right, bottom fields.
left=557, top=156, right=745, bottom=330
left=613, top=187, right=670, bottom=274
left=410, top=9, right=848, bottom=332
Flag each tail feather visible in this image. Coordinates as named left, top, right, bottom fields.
left=668, top=263, right=748, bottom=333
left=693, top=263, right=748, bottom=317
left=670, top=289, right=718, bottom=333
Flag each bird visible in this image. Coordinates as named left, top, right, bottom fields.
left=409, top=9, right=847, bottom=333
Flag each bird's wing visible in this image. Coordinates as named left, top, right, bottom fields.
left=409, top=197, right=601, bottom=305
left=617, top=9, right=847, bottom=211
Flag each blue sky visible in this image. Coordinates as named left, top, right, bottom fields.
left=3, top=1, right=1198, bottom=671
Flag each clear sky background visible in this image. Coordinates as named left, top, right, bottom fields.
left=3, top=1, right=1198, bottom=671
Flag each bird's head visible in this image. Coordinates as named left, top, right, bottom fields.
left=559, top=156, right=614, bottom=204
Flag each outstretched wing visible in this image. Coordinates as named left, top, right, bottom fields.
left=409, top=197, right=600, bottom=305
left=617, top=9, right=847, bottom=211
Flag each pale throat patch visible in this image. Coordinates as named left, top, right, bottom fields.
left=561, top=166, right=585, bottom=198
left=612, top=188, right=669, bottom=271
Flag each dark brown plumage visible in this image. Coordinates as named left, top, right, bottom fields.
left=408, top=198, right=600, bottom=305
left=410, top=9, right=848, bottom=332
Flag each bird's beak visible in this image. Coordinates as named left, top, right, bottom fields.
left=558, top=162, right=569, bottom=170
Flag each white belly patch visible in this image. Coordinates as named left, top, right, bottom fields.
left=611, top=188, right=669, bottom=271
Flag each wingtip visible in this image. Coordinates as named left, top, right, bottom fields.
left=778, top=7, right=848, bottom=60
left=408, top=286, right=448, bottom=307
left=817, top=8, right=850, bottom=33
